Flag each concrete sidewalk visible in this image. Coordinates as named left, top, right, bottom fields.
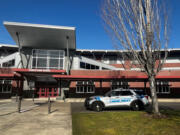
left=0, top=102, right=72, bottom=135
left=1, top=98, right=180, bottom=103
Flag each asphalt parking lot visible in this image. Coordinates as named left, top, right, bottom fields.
left=71, top=102, right=180, bottom=113
left=159, top=102, right=180, bottom=110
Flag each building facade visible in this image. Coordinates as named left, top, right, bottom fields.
left=0, top=21, right=180, bottom=99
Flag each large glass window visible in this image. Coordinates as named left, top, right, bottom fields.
left=0, top=80, right=12, bottom=93
left=80, top=62, right=99, bottom=70
left=156, top=81, right=170, bottom=94
left=2, top=59, right=15, bottom=67
left=76, top=81, right=95, bottom=93
left=111, top=81, right=129, bottom=90
left=32, top=49, right=64, bottom=69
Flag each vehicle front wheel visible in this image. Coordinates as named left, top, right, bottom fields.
left=131, top=101, right=141, bottom=111
left=92, top=102, right=103, bottom=112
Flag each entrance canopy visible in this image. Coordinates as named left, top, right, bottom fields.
left=4, top=21, right=76, bottom=50
left=13, top=68, right=66, bottom=82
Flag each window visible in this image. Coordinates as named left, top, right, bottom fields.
left=32, top=49, right=64, bottom=69
left=111, top=81, right=129, bottom=90
left=102, top=67, right=109, bottom=70
left=80, top=62, right=99, bottom=70
left=2, top=59, right=15, bottom=67
left=54, top=88, right=57, bottom=92
left=110, top=91, right=121, bottom=96
left=102, top=57, right=109, bottom=64
left=134, top=90, right=146, bottom=96
left=120, top=91, right=133, bottom=96
left=109, top=56, right=117, bottom=64
left=156, top=81, right=170, bottom=94
left=76, top=81, right=95, bottom=93
left=102, top=56, right=119, bottom=64
left=0, top=80, right=12, bottom=93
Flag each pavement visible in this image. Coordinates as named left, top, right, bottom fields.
left=1, top=98, right=180, bottom=103
left=159, top=102, right=180, bottom=110
left=0, top=101, right=72, bottom=135
left=0, top=98, right=179, bottom=135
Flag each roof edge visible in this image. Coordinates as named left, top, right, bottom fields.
left=3, top=21, right=76, bottom=31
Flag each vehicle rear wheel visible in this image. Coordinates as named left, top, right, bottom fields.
left=131, top=101, right=141, bottom=111
left=92, top=102, right=103, bottom=112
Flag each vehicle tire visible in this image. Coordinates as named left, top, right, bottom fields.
left=92, top=102, right=103, bottom=112
left=131, top=101, right=141, bottom=111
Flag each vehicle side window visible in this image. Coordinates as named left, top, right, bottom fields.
left=120, top=91, right=133, bottom=96
left=110, top=91, right=120, bottom=96
left=134, top=90, right=145, bottom=95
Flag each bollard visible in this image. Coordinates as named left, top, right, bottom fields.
left=18, top=96, right=21, bottom=113
left=16, top=94, right=18, bottom=102
left=48, top=95, right=51, bottom=114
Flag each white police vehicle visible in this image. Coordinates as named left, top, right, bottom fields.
left=85, top=88, right=149, bottom=111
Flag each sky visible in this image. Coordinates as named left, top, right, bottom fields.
left=0, top=0, right=179, bottom=50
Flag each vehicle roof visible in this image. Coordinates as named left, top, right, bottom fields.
left=112, top=88, right=131, bottom=91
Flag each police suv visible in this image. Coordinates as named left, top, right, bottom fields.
left=85, top=88, right=149, bottom=111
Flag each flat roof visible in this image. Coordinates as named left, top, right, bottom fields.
left=0, top=44, right=18, bottom=48
left=4, top=21, right=76, bottom=50
left=77, top=48, right=180, bottom=53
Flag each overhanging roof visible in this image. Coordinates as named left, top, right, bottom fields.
left=4, top=21, right=76, bottom=50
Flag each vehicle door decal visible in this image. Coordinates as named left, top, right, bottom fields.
left=121, top=98, right=131, bottom=102
left=110, top=99, right=120, bottom=102
left=95, top=96, right=100, bottom=101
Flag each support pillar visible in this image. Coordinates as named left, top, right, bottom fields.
left=18, top=96, right=21, bottom=113
left=57, top=79, right=64, bottom=100
left=66, top=36, right=70, bottom=75
left=100, top=80, right=103, bottom=95
left=144, top=81, right=147, bottom=93
left=58, top=79, right=62, bottom=97
left=48, top=94, right=51, bottom=114
left=15, top=80, right=19, bottom=102
left=17, top=80, right=22, bottom=113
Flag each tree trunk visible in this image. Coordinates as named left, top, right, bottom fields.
left=149, top=76, right=160, bottom=115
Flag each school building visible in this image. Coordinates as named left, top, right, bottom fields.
left=0, top=21, right=180, bottom=99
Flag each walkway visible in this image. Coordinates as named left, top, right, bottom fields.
left=0, top=101, right=72, bottom=135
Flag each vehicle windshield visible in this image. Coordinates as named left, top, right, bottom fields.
left=104, top=91, right=112, bottom=97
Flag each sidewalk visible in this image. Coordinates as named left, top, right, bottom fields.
left=1, top=98, right=180, bottom=103
left=0, top=102, right=72, bottom=135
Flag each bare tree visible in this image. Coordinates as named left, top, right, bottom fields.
left=101, top=0, right=169, bottom=115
